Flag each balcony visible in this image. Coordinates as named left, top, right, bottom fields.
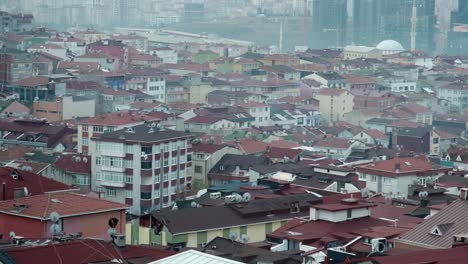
left=100, top=166, right=126, bottom=173
left=100, top=180, right=125, bottom=188
left=99, top=151, right=125, bottom=158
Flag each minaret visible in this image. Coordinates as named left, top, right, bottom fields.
left=411, top=0, right=417, bottom=51
left=279, top=20, right=283, bottom=53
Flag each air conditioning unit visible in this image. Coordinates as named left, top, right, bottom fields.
left=210, top=192, right=221, bottom=199
left=371, top=238, right=387, bottom=253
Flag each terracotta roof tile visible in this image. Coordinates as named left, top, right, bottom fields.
left=0, top=191, right=127, bottom=219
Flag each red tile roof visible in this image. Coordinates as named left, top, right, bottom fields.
left=226, top=138, right=269, bottom=154
left=364, top=129, right=388, bottom=140
left=78, top=111, right=159, bottom=126
left=58, top=61, right=101, bottom=72
left=53, top=154, right=91, bottom=174
left=371, top=246, right=468, bottom=264
left=13, top=76, right=50, bottom=87
left=0, top=191, right=127, bottom=219
left=264, top=147, right=302, bottom=160
left=192, top=143, right=225, bottom=154
left=5, top=239, right=174, bottom=264
left=386, top=120, right=424, bottom=128
left=314, top=138, right=352, bottom=149
left=185, top=115, right=225, bottom=124
left=356, top=157, right=447, bottom=177
left=400, top=103, right=432, bottom=114
left=235, top=101, right=267, bottom=108
left=316, top=88, right=347, bottom=96
left=0, top=167, right=72, bottom=200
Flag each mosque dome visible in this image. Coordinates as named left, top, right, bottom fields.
left=376, top=40, right=405, bottom=51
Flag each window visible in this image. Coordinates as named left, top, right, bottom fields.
left=125, top=144, right=133, bottom=153
left=154, top=175, right=160, bottom=183
left=153, top=144, right=160, bottom=153
left=171, top=172, right=177, bottom=180
left=383, top=177, right=391, bottom=184
left=82, top=137, right=88, bottom=146
left=163, top=159, right=169, bottom=167
left=99, top=172, right=124, bottom=183
left=101, top=157, right=123, bottom=168
left=125, top=190, right=132, bottom=198
left=358, top=173, right=366, bottom=181
left=125, top=160, right=133, bottom=169
left=153, top=189, right=160, bottom=198
left=154, top=160, right=160, bottom=168
left=141, top=192, right=152, bottom=200
left=163, top=143, right=169, bottom=152
left=82, top=125, right=88, bottom=132
left=163, top=173, right=168, bottom=181
left=74, top=175, right=89, bottom=185
left=171, top=186, right=176, bottom=194
left=370, top=175, right=377, bottom=182
left=194, top=166, right=202, bottom=173
left=96, top=172, right=102, bottom=181
left=172, top=157, right=177, bottom=165
left=180, top=169, right=185, bottom=178
left=125, top=176, right=133, bottom=184
left=93, top=126, right=104, bottom=133
left=142, top=145, right=152, bottom=155
left=141, top=160, right=152, bottom=170
left=180, top=155, right=186, bottom=163
left=433, top=138, right=439, bottom=144
left=347, top=209, right=352, bottom=219
left=106, top=188, right=117, bottom=197
left=290, top=202, right=300, bottom=213
left=163, top=188, right=168, bottom=196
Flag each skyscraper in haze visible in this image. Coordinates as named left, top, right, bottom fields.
left=448, top=0, right=468, bottom=54
left=378, top=0, right=436, bottom=51
left=311, top=0, right=347, bottom=48
left=352, top=0, right=383, bottom=46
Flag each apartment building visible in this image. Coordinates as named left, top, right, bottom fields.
left=90, top=124, right=193, bottom=216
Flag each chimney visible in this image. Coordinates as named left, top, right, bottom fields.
left=395, top=162, right=401, bottom=173
left=459, top=188, right=468, bottom=201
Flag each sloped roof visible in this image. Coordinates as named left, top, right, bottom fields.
left=0, top=166, right=72, bottom=200
left=0, top=191, right=127, bottom=219
left=53, top=154, right=91, bottom=174
left=151, top=249, right=244, bottom=264
left=398, top=200, right=468, bottom=249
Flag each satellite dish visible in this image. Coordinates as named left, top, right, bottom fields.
left=50, top=223, right=61, bottom=236
left=83, top=157, right=88, bottom=163
left=191, top=201, right=198, bottom=208
left=108, top=217, right=119, bottom=228
left=240, top=234, right=249, bottom=243
left=234, top=193, right=243, bottom=203
left=9, top=231, right=15, bottom=239
left=49, top=211, right=61, bottom=223
left=419, top=191, right=429, bottom=198
left=10, top=170, right=19, bottom=180
left=228, top=232, right=238, bottom=241
left=107, top=228, right=116, bottom=237
left=75, top=156, right=81, bottom=162
left=242, top=192, right=251, bottom=202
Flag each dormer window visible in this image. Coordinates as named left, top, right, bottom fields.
left=290, top=202, right=300, bottom=213
left=430, top=226, right=442, bottom=236
left=430, top=223, right=454, bottom=236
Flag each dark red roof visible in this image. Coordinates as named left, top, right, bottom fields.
left=356, top=157, right=448, bottom=177
left=0, top=191, right=127, bottom=219
left=265, top=147, right=302, bottom=160
left=372, top=246, right=468, bottom=264
left=13, top=76, right=50, bottom=87
left=0, top=167, right=72, bottom=200
left=185, top=115, right=225, bottom=124
left=192, top=143, right=225, bottom=154
left=5, top=239, right=174, bottom=264
left=53, top=154, right=91, bottom=174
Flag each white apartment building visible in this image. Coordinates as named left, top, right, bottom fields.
left=90, top=124, right=193, bottom=216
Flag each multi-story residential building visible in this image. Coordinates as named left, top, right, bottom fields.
left=356, top=157, right=449, bottom=198
left=305, top=72, right=347, bottom=89
left=315, top=88, right=354, bottom=124
left=90, top=124, right=194, bottom=216
left=77, top=111, right=168, bottom=154
left=384, top=77, right=418, bottom=93
left=437, top=82, right=468, bottom=112
left=430, top=129, right=458, bottom=157
left=32, top=95, right=95, bottom=122
left=192, top=143, right=242, bottom=186
left=235, top=101, right=271, bottom=127
left=98, top=89, right=136, bottom=114
left=400, top=103, right=433, bottom=125
left=150, top=47, right=178, bottom=64
left=125, top=67, right=167, bottom=102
